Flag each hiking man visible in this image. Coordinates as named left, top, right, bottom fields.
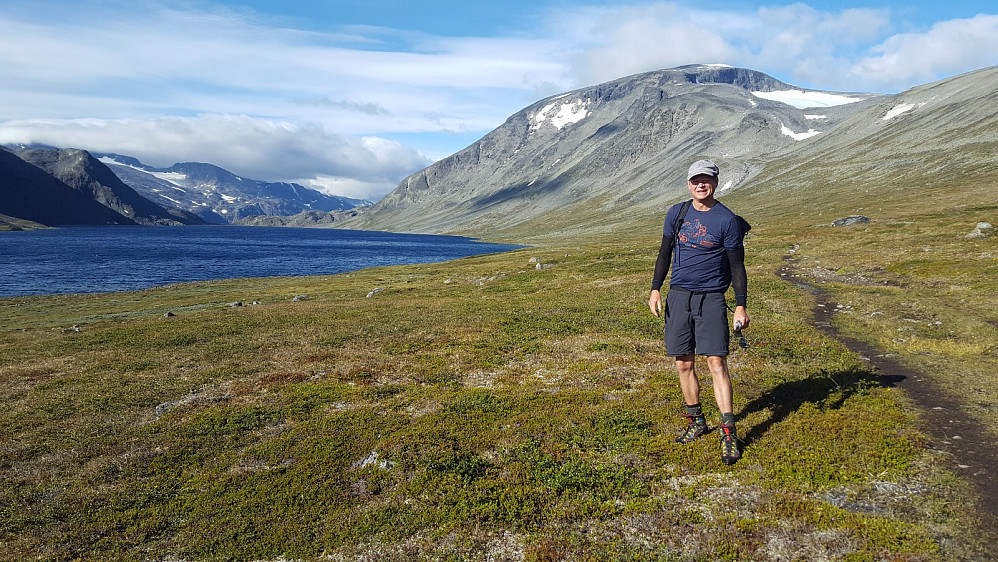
left=648, top=159, right=749, bottom=465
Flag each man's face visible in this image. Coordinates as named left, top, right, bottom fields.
left=687, top=174, right=718, bottom=202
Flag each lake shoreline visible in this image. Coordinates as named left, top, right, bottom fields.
left=0, top=225, right=525, bottom=298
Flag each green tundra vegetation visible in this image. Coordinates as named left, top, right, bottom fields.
left=1, top=167, right=996, bottom=560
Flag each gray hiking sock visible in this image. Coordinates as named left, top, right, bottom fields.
left=720, top=412, right=735, bottom=426
left=686, top=403, right=703, bottom=417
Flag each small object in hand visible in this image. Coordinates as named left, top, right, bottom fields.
left=733, top=321, right=748, bottom=349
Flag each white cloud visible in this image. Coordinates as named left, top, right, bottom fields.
left=555, top=3, right=899, bottom=91
left=295, top=176, right=392, bottom=201
left=0, top=3, right=556, bottom=199
left=848, top=15, right=998, bottom=88
left=0, top=115, right=432, bottom=198
left=549, top=3, right=998, bottom=93
left=2, top=1, right=998, bottom=202
left=552, top=4, right=738, bottom=86
left=0, top=5, right=561, bottom=125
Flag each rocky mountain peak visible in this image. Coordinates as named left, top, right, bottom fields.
left=96, top=154, right=371, bottom=223
left=671, top=64, right=797, bottom=91
left=343, top=65, right=855, bottom=235
left=338, top=65, right=996, bottom=239
left=14, top=148, right=206, bottom=226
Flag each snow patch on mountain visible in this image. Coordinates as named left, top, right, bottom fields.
left=780, top=124, right=822, bottom=141
left=148, top=171, right=189, bottom=186
left=883, top=102, right=920, bottom=120
left=530, top=97, right=591, bottom=131
left=751, top=90, right=863, bottom=108
left=159, top=194, right=183, bottom=206
left=99, top=156, right=190, bottom=190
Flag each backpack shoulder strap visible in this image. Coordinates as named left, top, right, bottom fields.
left=672, top=199, right=692, bottom=237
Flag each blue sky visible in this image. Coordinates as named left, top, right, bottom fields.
left=2, top=1, right=996, bottom=200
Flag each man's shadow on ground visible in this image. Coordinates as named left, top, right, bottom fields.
left=735, top=366, right=905, bottom=447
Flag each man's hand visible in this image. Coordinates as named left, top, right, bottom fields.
left=649, top=290, right=663, bottom=317
left=733, top=306, right=749, bottom=330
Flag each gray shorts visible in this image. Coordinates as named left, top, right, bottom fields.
left=664, top=287, right=730, bottom=357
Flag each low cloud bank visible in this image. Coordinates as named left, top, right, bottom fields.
left=0, top=115, right=432, bottom=200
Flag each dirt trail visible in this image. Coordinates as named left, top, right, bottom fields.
left=779, top=265, right=998, bottom=528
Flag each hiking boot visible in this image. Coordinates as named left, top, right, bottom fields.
left=675, top=414, right=707, bottom=443
left=719, top=423, right=742, bottom=465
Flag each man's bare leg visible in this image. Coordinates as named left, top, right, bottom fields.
left=706, top=355, right=733, bottom=415
left=674, top=354, right=708, bottom=443
left=675, top=355, right=700, bottom=406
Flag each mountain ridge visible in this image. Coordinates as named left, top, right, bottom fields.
left=0, top=145, right=372, bottom=228
left=5, top=64, right=993, bottom=236
left=16, top=148, right=206, bottom=226
left=733, top=65, right=998, bottom=205
left=97, top=155, right=372, bottom=224
left=333, top=64, right=885, bottom=237
left=0, top=147, right=138, bottom=227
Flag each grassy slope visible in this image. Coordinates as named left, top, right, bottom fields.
left=737, top=161, right=998, bottom=428
left=2, top=168, right=996, bottom=561
left=0, top=213, right=47, bottom=231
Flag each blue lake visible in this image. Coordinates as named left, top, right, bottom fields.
left=0, top=226, right=524, bottom=297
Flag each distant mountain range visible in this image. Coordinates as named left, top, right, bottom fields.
left=5, top=63, right=994, bottom=237
left=1, top=147, right=206, bottom=228
left=0, top=148, right=370, bottom=229
left=1, top=147, right=147, bottom=229
left=95, top=154, right=370, bottom=224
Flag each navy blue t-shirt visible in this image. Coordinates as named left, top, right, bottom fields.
left=663, top=201, right=744, bottom=293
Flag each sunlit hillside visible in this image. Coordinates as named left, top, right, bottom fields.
left=1, top=67, right=996, bottom=560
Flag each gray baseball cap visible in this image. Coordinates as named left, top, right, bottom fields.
left=687, top=159, right=719, bottom=180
